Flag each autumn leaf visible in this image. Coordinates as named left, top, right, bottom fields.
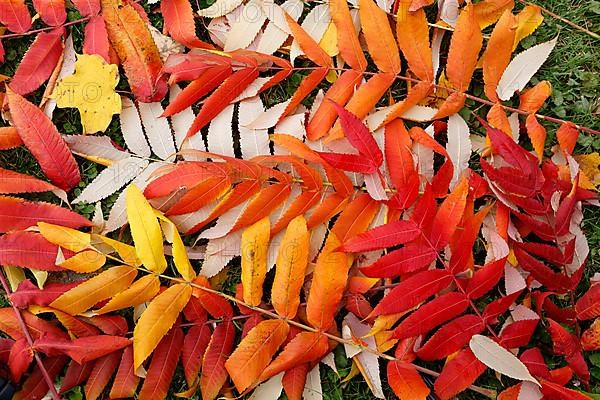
left=51, top=54, right=120, bottom=133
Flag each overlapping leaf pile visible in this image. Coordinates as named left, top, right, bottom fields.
left=0, top=0, right=599, bottom=398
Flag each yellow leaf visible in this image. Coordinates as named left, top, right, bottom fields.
left=574, top=152, right=600, bottom=190
left=319, top=22, right=339, bottom=57
left=241, top=217, right=270, bottom=306
left=156, top=213, right=196, bottom=282
left=272, top=215, right=309, bottom=319
left=513, top=5, right=543, bottom=50
left=133, top=283, right=192, bottom=372
left=38, top=222, right=91, bottom=252
left=93, top=234, right=141, bottom=266
left=126, top=184, right=167, bottom=273
left=50, top=265, right=138, bottom=315
left=51, top=54, right=121, bottom=134
left=4, top=266, right=25, bottom=291
left=96, top=274, right=161, bottom=314
left=57, top=250, right=106, bottom=273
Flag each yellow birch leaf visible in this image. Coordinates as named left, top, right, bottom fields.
left=50, top=54, right=121, bottom=134
left=133, top=283, right=192, bottom=373
left=50, top=265, right=138, bottom=315
left=126, top=184, right=167, bottom=273
left=96, top=274, right=161, bottom=314
left=241, top=217, right=270, bottom=306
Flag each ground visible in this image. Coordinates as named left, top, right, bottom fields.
left=0, top=0, right=598, bottom=399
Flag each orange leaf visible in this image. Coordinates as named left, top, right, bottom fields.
left=519, top=81, right=552, bottom=113
left=225, top=319, right=289, bottom=392
left=241, top=217, right=270, bottom=307
left=429, top=177, right=469, bottom=250
left=557, top=122, right=579, bottom=155
left=96, top=274, right=160, bottom=314
left=166, top=175, right=231, bottom=216
left=285, top=13, right=332, bottom=67
left=272, top=216, right=310, bottom=318
left=387, top=361, right=430, bottom=399
left=329, top=0, right=367, bottom=71
left=0, top=127, right=23, bottom=150
left=359, top=0, right=400, bottom=74
left=85, top=351, right=121, bottom=400
left=396, top=1, right=433, bottom=82
left=233, top=183, right=292, bottom=231
left=331, top=193, right=380, bottom=243
left=482, top=10, right=517, bottom=102
left=473, top=0, right=514, bottom=29
left=259, top=331, right=329, bottom=382
left=525, top=114, right=546, bottom=161
left=487, top=103, right=512, bottom=136
left=306, top=233, right=349, bottom=330
left=101, top=0, right=167, bottom=102
left=201, top=320, right=235, bottom=400
left=133, top=283, right=192, bottom=372
left=446, top=3, right=483, bottom=92
left=109, top=346, right=139, bottom=398
left=161, top=0, right=213, bottom=49
left=50, top=266, right=137, bottom=315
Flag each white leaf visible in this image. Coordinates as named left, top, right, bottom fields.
left=169, top=85, right=196, bottom=149
left=200, top=200, right=248, bottom=239
left=248, top=100, right=291, bottom=129
left=104, top=162, right=162, bottom=233
left=137, top=101, right=176, bottom=160
left=63, top=135, right=130, bottom=164
left=414, top=125, right=435, bottom=185
left=249, top=372, right=284, bottom=400
left=207, top=104, right=235, bottom=157
left=201, top=232, right=242, bottom=277
left=148, top=25, right=184, bottom=61
left=224, top=0, right=266, bottom=51
left=364, top=173, right=387, bottom=201
left=168, top=201, right=217, bottom=234
left=440, top=0, right=459, bottom=27
left=505, top=264, right=526, bottom=295
left=321, top=352, right=339, bottom=376
left=232, top=77, right=272, bottom=103
left=239, top=97, right=270, bottom=158
left=508, top=112, right=520, bottom=142
left=274, top=113, right=306, bottom=148
left=120, top=97, right=151, bottom=158
left=197, top=0, right=244, bottom=17
left=519, top=381, right=543, bottom=400
left=44, top=34, right=76, bottom=118
left=256, top=0, right=303, bottom=55
left=302, top=365, right=322, bottom=400
left=431, top=29, right=445, bottom=82
left=290, top=4, right=330, bottom=63
left=470, top=335, right=539, bottom=385
left=447, top=113, right=471, bottom=189
left=497, top=37, right=558, bottom=101
left=74, top=158, right=148, bottom=204
left=261, top=0, right=293, bottom=33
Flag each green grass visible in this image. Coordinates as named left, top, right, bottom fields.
left=0, top=0, right=599, bottom=399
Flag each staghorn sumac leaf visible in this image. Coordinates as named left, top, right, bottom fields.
left=161, top=0, right=213, bottom=49
left=225, top=319, right=289, bottom=392
left=60, top=360, right=94, bottom=394
left=8, top=338, right=33, bottom=382
left=396, top=1, right=433, bottom=82
left=547, top=318, right=589, bottom=384
left=466, top=259, right=506, bottom=299
left=358, top=0, right=400, bottom=74
left=191, top=276, right=234, bottom=319
left=50, top=265, right=137, bottom=315
left=416, top=315, right=485, bottom=361
left=34, top=335, right=130, bottom=364
left=576, top=284, right=600, bottom=320
left=0, top=196, right=91, bottom=232
left=339, top=220, right=420, bottom=253
left=0, top=0, right=31, bottom=33
left=446, top=3, right=482, bottom=92
left=0, top=308, right=67, bottom=341
left=429, top=177, right=469, bottom=250
left=392, top=292, right=470, bottom=339
left=0, top=167, right=59, bottom=194
left=434, top=348, right=486, bottom=400
left=133, top=283, right=192, bottom=373
left=0, top=231, right=68, bottom=271
left=201, top=319, right=235, bottom=400
left=84, top=350, right=121, bottom=400
left=272, top=215, right=310, bottom=319
left=182, top=324, right=211, bottom=387
left=12, top=355, right=68, bottom=400
left=6, top=87, right=80, bottom=191
left=387, top=360, right=430, bottom=400
left=138, top=328, right=184, bottom=400
left=370, top=269, right=453, bottom=317
left=241, top=217, right=270, bottom=307
left=72, top=0, right=100, bottom=16
left=110, top=346, right=140, bottom=398
left=83, top=16, right=110, bottom=63
left=10, top=280, right=80, bottom=309
left=95, top=274, right=160, bottom=314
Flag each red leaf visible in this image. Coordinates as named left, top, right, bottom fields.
left=109, top=346, right=140, bottom=398
left=0, top=127, right=23, bottom=150
left=576, top=284, right=600, bottom=320
left=387, top=361, right=430, bottom=400
left=200, top=320, right=235, bottom=400
left=385, top=119, right=415, bottom=188
left=85, top=315, right=129, bottom=336
left=361, top=243, right=437, bottom=277
left=83, top=16, right=110, bottom=62
left=282, top=364, right=310, bottom=400
left=10, top=280, right=80, bottom=309
left=60, top=360, right=95, bottom=394
left=434, top=348, right=486, bottom=400
left=0, top=167, right=59, bottom=194
left=6, top=88, right=80, bottom=190
left=392, top=292, right=469, bottom=339
left=514, top=246, right=573, bottom=293
left=339, top=220, right=420, bottom=252
left=183, top=296, right=208, bottom=322
left=138, top=328, right=184, bottom=400
left=0, top=0, right=32, bottom=33
left=8, top=338, right=33, bottom=382
left=416, top=315, right=484, bottom=361
left=182, top=324, right=211, bottom=387
left=0, top=196, right=91, bottom=232
left=12, top=355, right=68, bottom=400
left=32, top=0, right=66, bottom=26
left=187, top=66, right=259, bottom=137
left=520, top=347, right=550, bottom=379
left=370, top=269, right=453, bottom=316
left=331, top=102, right=383, bottom=167
left=482, top=291, right=522, bottom=323
left=161, top=0, right=213, bottom=49
left=466, top=259, right=506, bottom=299
left=547, top=319, right=589, bottom=384
left=71, top=0, right=100, bottom=16
left=317, top=151, right=379, bottom=174
left=0, top=308, right=67, bottom=341
left=191, top=276, right=234, bottom=319
left=487, top=126, right=537, bottom=174
left=0, top=231, right=70, bottom=271
left=84, top=350, right=121, bottom=400
left=0, top=338, right=14, bottom=363
left=499, top=319, right=539, bottom=349
left=11, top=29, right=63, bottom=95
left=34, top=335, right=131, bottom=364
left=540, top=378, right=592, bottom=400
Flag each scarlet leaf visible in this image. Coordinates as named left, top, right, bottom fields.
left=387, top=360, right=430, bottom=400
left=393, top=292, right=470, bottom=339
left=0, top=308, right=67, bottom=341
left=60, top=361, right=94, bottom=394
left=466, top=259, right=506, bottom=299
left=371, top=269, right=453, bottom=317
left=200, top=319, right=235, bottom=400
left=32, top=0, right=66, bottom=26
left=109, top=346, right=140, bottom=398
left=182, top=324, right=211, bottom=387
left=0, top=0, right=32, bottom=33
left=12, top=356, right=68, bottom=400
left=429, top=177, right=469, bottom=250
left=161, top=0, right=213, bottom=49
left=361, top=243, right=437, bottom=277
left=6, top=88, right=80, bottom=191
left=10, top=280, right=80, bottom=309
left=83, top=16, right=110, bottom=63
left=72, top=0, right=100, bottom=16
left=0, top=231, right=68, bottom=271
left=339, top=220, right=420, bottom=253
left=434, top=348, right=486, bottom=400
left=317, top=152, right=379, bottom=174
left=84, top=350, right=121, bottom=400
left=417, top=315, right=485, bottom=361
left=8, top=338, right=33, bottom=382
left=34, top=335, right=130, bottom=364
left=138, top=328, right=184, bottom=400
left=576, top=284, right=600, bottom=320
